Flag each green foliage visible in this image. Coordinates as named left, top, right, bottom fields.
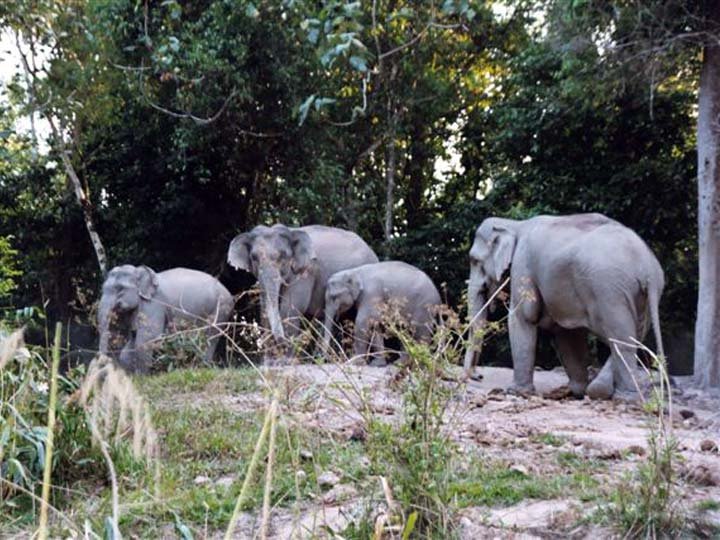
left=363, top=333, right=460, bottom=537
left=0, top=0, right=703, bottom=375
left=79, top=367, right=367, bottom=537
left=0, top=236, right=21, bottom=300
left=0, top=330, right=96, bottom=520
left=604, top=349, right=682, bottom=538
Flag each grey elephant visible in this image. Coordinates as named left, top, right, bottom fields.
left=227, top=224, right=379, bottom=349
left=323, top=261, right=442, bottom=364
left=98, top=265, right=234, bottom=372
left=464, top=213, right=664, bottom=399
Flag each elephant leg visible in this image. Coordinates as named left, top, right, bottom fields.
left=508, top=313, right=537, bottom=393
left=353, top=308, right=378, bottom=361
left=367, top=330, right=387, bottom=367
left=280, top=278, right=314, bottom=337
left=118, top=335, right=136, bottom=372
left=553, top=328, right=590, bottom=397
left=204, top=301, right=233, bottom=364
left=587, top=312, right=640, bottom=399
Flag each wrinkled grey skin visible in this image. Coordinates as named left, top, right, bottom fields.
left=98, top=265, right=234, bottom=372
left=323, top=261, right=441, bottom=365
left=464, top=213, right=665, bottom=400
left=227, top=224, right=378, bottom=344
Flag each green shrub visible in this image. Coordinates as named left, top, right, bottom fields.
left=0, top=328, right=96, bottom=515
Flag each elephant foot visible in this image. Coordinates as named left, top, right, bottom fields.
left=586, top=378, right=614, bottom=400
left=264, top=354, right=293, bottom=367
left=568, top=380, right=588, bottom=399
left=507, top=383, right=535, bottom=397
left=368, top=356, right=388, bottom=367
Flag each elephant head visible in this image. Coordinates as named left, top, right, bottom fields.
left=322, top=271, right=362, bottom=352
left=98, top=265, right=159, bottom=356
left=464, top=218, right=517, bottom=373
left=227, top=225, right=316, bottom=341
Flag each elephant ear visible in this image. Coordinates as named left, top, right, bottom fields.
left=228, top=233, right=253, bottom=272
left=489, top=227, right=516, bottom=282
left=289, top=229, right=317, bottom=274
left=135, top=265, right=159, bottom=300
left=345, top=273, right=362, bottom=301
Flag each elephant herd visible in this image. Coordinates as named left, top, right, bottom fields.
left=98, top=213, right=665, bottom=400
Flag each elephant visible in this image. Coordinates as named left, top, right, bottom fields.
left=227, top=224, right=379, bottom=351
left=98, top=265, right=235, bottom=372
left=464, top=213, right=665, bottom=400
left=322, top=261, right=442, bottom=365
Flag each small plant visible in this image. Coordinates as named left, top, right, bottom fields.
left=361, top=319, right=465, bottom=538
left=606, top=339, right=682, bottom=538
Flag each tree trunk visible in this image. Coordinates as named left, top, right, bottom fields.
left=384, top=132, right=397, bottom=244
left=47, top=117, right=108, bottom=279
left=694, top=13, right=720, bottom=388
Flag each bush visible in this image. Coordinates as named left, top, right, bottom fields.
left=0, top=328, right=95, bottom=512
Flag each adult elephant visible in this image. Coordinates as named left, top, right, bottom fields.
left=98, top=265, right=234, bottom=372
left=227, top=224, right=379, bottom=346
left=464, top=213, right=664, bottom=400
left=322, top=261, right=441, bottom=365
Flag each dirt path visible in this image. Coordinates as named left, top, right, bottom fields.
left=205, top=364, right=720, bottom=538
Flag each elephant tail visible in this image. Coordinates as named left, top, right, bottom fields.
left=646, top=268, right=665, bottom=361
left=648, top=284, right=665, bottom=358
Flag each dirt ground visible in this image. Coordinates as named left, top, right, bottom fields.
left=210, top=363, right=720, bottom=539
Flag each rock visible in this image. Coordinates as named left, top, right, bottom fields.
left=321, top=483, right=358, bottom=504
left=193, top=475, right=211, bottom=485
left=700, top=440, right=718, bottom=453
left=215, top=475, right=236, bottom=489
left=486, top=499, right=576, bottom=529
left=300, top=449, right=314, bottom=460
left=686, top=464, right=720, bottom=487
left=679, top=408, right=695, bottom=419
left=348, top=425, right=367, bottom=442
left=317, top=471, right=341, bottom=488
left=597, top=448, right=621, bottom=460
left=296, top=470, right=307, bottom=485
left=627, top=445, right=646, bottom=456
left=509, top=464, right=529, bottom=476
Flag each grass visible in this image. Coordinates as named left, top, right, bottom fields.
left=531, top=432, right=566, bottom=447
left=68, top=367, right=367, bottom=537
left=697, top=499, right=720, bottom=512
left=135, top=366, right=260, bottom=398
left=450, top=455, right=600, bottom=508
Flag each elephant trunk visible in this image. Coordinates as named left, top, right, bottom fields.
left=259, top=268, right=286, bottom=341
left=464, top=278, right=488, bottom=375
left=97, top=294, right=114, bottom=356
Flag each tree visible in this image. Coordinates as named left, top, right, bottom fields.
left=1, top=1, right=117, bottom=277
left=536, top=1, right=720, bottom=386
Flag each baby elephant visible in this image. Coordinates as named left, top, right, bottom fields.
left=98, top=265, right=234, bottom=372
left=323, top=261, right=441, bottom=365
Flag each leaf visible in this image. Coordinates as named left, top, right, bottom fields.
left=298, top=94, right=315, bottom=125
left=245, top=3, right=259, bottom=19
left=349, top=55, right=367, bottom=72
left=402, top=511, right=418, bottom=540
left=308, top=28, right=319, bottom=45
left=174, top=513, right=194, bottom=540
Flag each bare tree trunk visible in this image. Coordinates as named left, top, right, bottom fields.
left=47, top=117, right=108, bottom=279
left=384, top=133, right=397, bottom=244
left=694, top=12, right=720, bottom=388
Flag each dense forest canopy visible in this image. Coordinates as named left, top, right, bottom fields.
left=0, top=1, right=710, bottom=373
